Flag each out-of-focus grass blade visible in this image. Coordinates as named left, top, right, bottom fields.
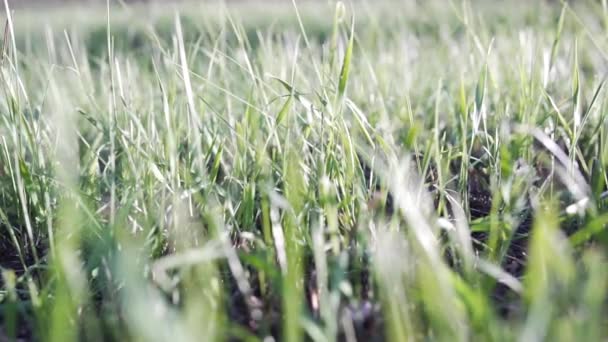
left=569, top=212, right=608, bottom=247
left=474, top=55, right=487, bottom=112
left=276, top=94, right=293, bottom=126
left=281, top=146, right=307, bottom=342
left=337, top=15, right=354, bottom=100
left=549, top=3, right=567, bottom=70
left=572, top=39, right=581, bottom=132
left=2, top=270, right=17, bottom=341
left=329, top=2, right=346, bottom=71
left=590, top=158, right=606, bottom=201
left=522, top=201, right=575, bottom=341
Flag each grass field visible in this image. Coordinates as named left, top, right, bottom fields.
left=1, top=0, right=608, bottom=341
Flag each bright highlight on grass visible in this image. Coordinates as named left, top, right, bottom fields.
left=0, top=0, right=607, bottom=341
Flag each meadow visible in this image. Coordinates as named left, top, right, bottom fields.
left=0, top=0, right=607, bottom=340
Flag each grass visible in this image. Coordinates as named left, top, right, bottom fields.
left=0, top=0, right=608, bottom=340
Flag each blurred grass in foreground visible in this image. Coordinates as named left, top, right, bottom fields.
left=1, top=0, right=608, bottom=341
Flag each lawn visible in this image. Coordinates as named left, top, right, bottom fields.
left=0, top=0, right=607, bottom=341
